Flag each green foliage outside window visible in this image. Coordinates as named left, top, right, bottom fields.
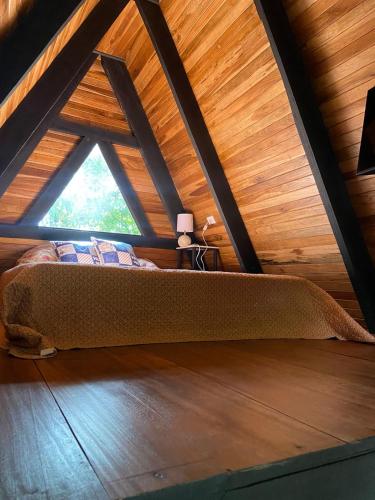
left=39, top=145, right=140, bottom=235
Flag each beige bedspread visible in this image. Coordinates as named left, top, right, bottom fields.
left=0, top=262, right=373, bottom=356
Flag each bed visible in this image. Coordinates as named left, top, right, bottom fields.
left=0, top=252, right=373, bottom=358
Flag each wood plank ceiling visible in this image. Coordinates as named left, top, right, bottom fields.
left=0, top=0, right=374, bottom=326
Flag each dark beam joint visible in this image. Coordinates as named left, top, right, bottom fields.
left=51, top=116, right=139, bottom=148
left=135, top=0, right=262, bottom=274
left=102, top=56, right=184, bottom=233
left=98, top=142, right=155, bottom=237
left=254, top=0, right=375, bottom=332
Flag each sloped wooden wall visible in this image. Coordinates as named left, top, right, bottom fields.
left=286, top=0, right=375, bottom=264
left=0, top=0, right=100, bottom=127
left=60, top=58, right=132, bottom=134
left=0, top=131, right=79, bottom=222
left=97, top=0, right=375, bottom=325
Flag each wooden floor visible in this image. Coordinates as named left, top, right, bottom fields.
left=1, top=339, right=375, bottom=499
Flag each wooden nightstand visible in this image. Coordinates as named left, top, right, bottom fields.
left=176, top=245, right=220, bottom=271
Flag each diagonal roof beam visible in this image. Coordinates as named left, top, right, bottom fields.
left=102, top=56, right=184, bottom=233
left=21, top=137, right=95, bottom=225
left=0, top=55, right=96, bottom=200
left=99, top=142, right=155, bottom=237
left=0, top=0, right=128, bottom=200
left=254, top=0, right=375, bottom=332
left=0, top=0, right=84, bottom=105
left=135, top=0, right=262, bottom=274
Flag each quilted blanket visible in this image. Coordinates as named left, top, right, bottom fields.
left=0, top=262, right=373, bottom=357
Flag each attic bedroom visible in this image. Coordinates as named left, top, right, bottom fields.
left=0, top=0, right=375, bottom=498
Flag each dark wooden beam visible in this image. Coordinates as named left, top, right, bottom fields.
left=0, top=55, right=96, bottom=199
left=254, top=0, right=375, bottom=332
left=51, top=116, right=139, bottom=148
left=21, top=137, right=95, bottom=225
left=0, top=223, right=176, bottom=249
left=135, top=0, right=262, bottom=274
left=0, top=0, right=128, bottom=199
left=101, top=56, right=184, bottom=233
left=0, top=0, right=83, bottom=105
left=99, top=142, right=155, bottom=237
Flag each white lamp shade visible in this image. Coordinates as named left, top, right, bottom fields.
left=177, top=213, right=193, bottom=233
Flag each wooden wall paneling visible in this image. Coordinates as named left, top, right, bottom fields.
left=285, top=0, right=375, bottom=263
left=0, top=0, right=83, bottom=104
left=0, top=237, right=45, bottom=273
left=134, top=246, right=176, bottom=268
left=60, top=58, right=133, bottom=135
left=114, top=144, right=175, bottom=238
left=101, top=0, right=374, bottom=323
left=132, top=1, right=368, bottom=324
left=98, top=141, right=155, bottom=237
left=150, top=0, right=369, bottom=324
left=135, top=0, right=262, bottom=274
left=0, top=0, right=100, bottom=127
left=102, top=56, right=185, bottom=233
left=21, top=137, right=95, bottom=224
left=0, top=130, right=79, bottom=223
left=0, top=237, right=177, bottom=273
left=98, top=2, right=241, bottom=272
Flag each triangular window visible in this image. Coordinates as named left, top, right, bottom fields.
left=39, top=144, right=140, bottom=235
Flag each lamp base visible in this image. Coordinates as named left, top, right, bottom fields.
left=178, top=234, right=192, bottom=247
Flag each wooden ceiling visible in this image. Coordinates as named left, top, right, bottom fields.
left=0, top=130, right=79, bottom=222
left=60, top=58, right=132, bottom=134
left=0, top=0, right=374, bottom=327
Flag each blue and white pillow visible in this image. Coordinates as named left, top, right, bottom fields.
left=53, top=241, right=100, bottom=265
left=91, top=238, right=140, bottom=268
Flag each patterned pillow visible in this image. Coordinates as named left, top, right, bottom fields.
left=91, top=238, right=140, bottom=267
left=17, top=243, right=58, bottom=265
left=53, top=241, right=100, bottom=265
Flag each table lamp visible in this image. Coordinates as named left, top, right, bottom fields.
left=177, top=213, right=193, bottom=247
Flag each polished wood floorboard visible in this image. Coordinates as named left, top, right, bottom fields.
left=0, top=353, right=108, bottom=499
left=1, top=339, right=374, bottom=498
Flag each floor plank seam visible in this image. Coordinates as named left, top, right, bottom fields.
left=33, top=360, right=111, bottom=499
left=106, top=458, right=212, bottom=486
left=226, top=344, right=374, bottom=387
left=304, top=345, right=375, bottom=363
left=151, top=357, right=348, bottom=446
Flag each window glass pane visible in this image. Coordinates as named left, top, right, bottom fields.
left=39, top=144, right=141, bottom=235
